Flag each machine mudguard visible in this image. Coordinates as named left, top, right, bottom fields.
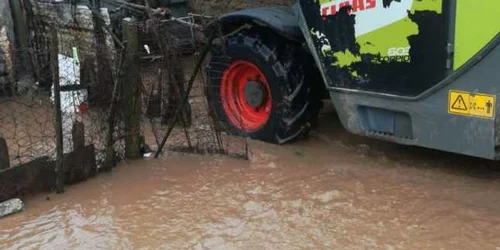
left=205, top=6, right=304, bottom=42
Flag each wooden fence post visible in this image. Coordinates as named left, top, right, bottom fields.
left=50, top=28, right=65, bottom=194
left=0, top=137, right=10, bottom=170
left=122, top=18, right=142, bottom=159
left=72, top=121, right=85, bottom=152
left=9, top=0, right=33, bottom=77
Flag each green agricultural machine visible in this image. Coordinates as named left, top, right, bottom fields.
left=205, top=0, right=500, bottom=160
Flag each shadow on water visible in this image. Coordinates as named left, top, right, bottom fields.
left=311, top=102, right=500, bottom=181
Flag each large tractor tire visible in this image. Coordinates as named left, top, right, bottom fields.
left=207, top=28, right=322, bottom=144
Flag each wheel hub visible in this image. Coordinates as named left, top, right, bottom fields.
left=244, top=80, right=267, bottom=108
left=220, top=60, right=272, bottom=131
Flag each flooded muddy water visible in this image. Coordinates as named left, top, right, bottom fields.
left=2, top=108, right=500, bottom=250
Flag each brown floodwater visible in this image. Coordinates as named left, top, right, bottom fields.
left=2, top=108, right=500, bottom=250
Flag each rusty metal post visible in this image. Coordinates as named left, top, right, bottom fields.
left=0, top=137, right=10, bottom=170
left=122, top=18, right=142, bottom=159
left=50, top=28, right=65, bottom=193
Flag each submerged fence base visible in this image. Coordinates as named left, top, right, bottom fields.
left=0, top=157, right=54, bottom=202
left=0, top=122, right=98, bottom=202
left=0, top=146, right=99, bottom=202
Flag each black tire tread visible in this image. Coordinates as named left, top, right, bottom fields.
left=208, top=28, right=321, bottom=144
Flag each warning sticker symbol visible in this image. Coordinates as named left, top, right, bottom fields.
left=448, top=90, right=496, bottom=119
left=451, top=95, right=468, bottom=111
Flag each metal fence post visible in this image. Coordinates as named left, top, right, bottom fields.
left=50, top=28, right=65, bottom=193
left=122, top=18, right=142, bottom=159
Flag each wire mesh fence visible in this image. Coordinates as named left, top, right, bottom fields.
left=0, top=0, right=251, bottom=184
left=1, top=1, right=125, bottom=197
left=0, top=75, right=56, bottom=167
left=137, top=15, right=249, bottom=159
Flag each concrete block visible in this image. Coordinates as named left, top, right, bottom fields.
left=0, top=198, right=24, bottom=218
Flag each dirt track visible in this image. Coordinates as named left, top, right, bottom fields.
left=1, top=103, right=500, bottom=250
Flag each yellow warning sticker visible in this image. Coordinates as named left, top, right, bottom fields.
left=448, top=90, right=496, bottom=119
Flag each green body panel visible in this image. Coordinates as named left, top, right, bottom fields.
left=294, top=0, right=500, bottom=160
left=454, top=0, right=500, bottom=70
left=316, top=0, right=442, bottom=67
left=304, top=0, right=448, bottom=97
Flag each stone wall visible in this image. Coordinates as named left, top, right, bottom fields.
left=31, top=1, right=116, bottom=101
left=189, top=0, right=295, bottom=15
left=32, top=2, right=114, bottom=61
left=0, top=0, right=14, bottom=87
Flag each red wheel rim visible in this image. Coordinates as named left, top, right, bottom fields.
left=221, top=60, right=272, bottom=131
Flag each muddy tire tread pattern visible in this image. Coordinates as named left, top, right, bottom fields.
left=209, top=29, right=321, bottom=144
